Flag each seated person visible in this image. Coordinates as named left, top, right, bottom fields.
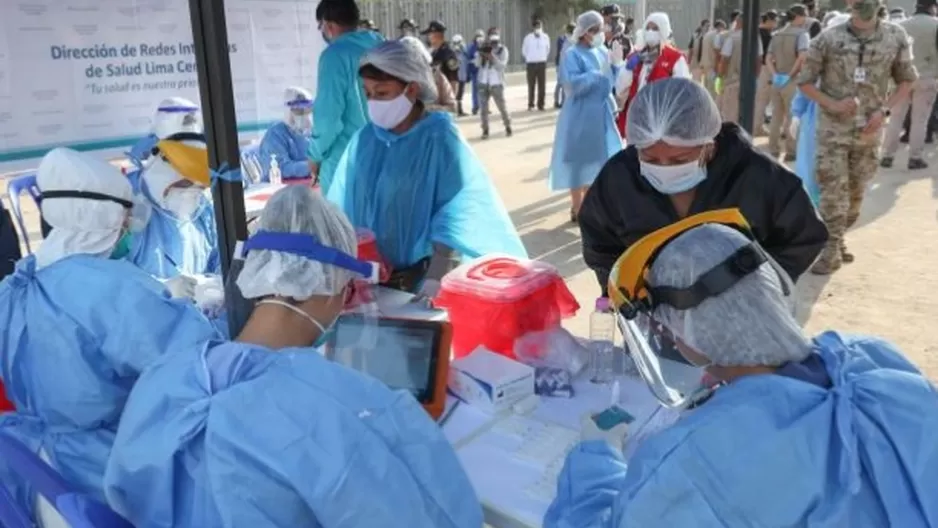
left=0, top=148, right=219, bottom=518
left=327, top=39, right=526, bottom=297
left=258, top=86, right=317, bottom=182
left=398, top=36, right=457, bottom=113
left=127, top=97, right=202, bottom=169
left=579, top=77, right=828, bottom=290
left=129, top=133, right=220, bottom=281
left=546, top=221, right=938, bottom=527
left=104, top=186, right=483, bottom=528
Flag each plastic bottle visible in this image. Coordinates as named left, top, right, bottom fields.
left=269, top=154, right=282, bottom=184
left=589, top=297, right=617, bottom=384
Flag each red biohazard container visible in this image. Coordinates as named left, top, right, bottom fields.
left=434, top=255, right=580, bottom=359
left=0, top=381, right=14, bottom=413
left=356, top=228, right=391, bottom=283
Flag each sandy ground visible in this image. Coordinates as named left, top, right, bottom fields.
left=3, top=71, right=936, bottom=377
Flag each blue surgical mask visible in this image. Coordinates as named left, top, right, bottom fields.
left=640, top=160, right=708, bottom=194
left=110, top=232, right=133, bottom=260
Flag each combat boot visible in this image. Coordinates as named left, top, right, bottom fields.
left=811, top=244, right=843, bottom=275
left=840, top=240, right=854, bottom=264
left=879, top=157, right=893, bottom=168
left=908, top=158, right=928, bottom=170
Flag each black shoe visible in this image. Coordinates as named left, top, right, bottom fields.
left=505, top=126, right=513, bottom=137
left=880, top=157, right=893, bottom=168
left=472, top=108, right=479, bottom=115
left=457, top=111, right=467, bottom=117
left=555, top=103, right=562, bottom=109
left=908, top=158, right=928, bottom=170
left=899, top=134, right=909, bottom=144
left=481, top=129, right=489, bottom=139
left=528, top=106, right=534, bottom=111
left=538, top=107, right=545, bottom=111
left=926, top=136, right=934, bottom=144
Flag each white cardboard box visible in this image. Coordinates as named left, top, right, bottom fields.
left=448, top=347, right=535, bottom=414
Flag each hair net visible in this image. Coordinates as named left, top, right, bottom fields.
left=152, top=97, right=201, bottom=139
left=452, top=34, right=463, bottom=43
left=237, top=185, right=358, bottom=300
left=283, top=86, right=312, bottom=107
left=648, top=224, right=810, bottom=367
left=361, top=39, right=438, bottom=103
left=35, top=148, right=133, bottom=269
left=644, top=12, right=672, bottom=39
left=573, top=10, right=603, bottom=41
left=626, top=77, right=722, bottom=148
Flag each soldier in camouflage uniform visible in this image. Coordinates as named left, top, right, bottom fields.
left=795, top=0, right=917, bottom=275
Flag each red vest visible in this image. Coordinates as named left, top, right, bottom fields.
left=618, top=45, right=684, bottom=138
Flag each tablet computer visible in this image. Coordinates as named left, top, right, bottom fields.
left=327, top=314, right=452, bottom=420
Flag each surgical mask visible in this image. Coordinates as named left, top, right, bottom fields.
left=257, top=299, right=331, bottom=347
left=534, top=28, right=542, bottom=35
left=163, top=187, right=204, bottom=219
left=367, top=93, right=414, bottom=130
left=644, top=30, right=661, bottom=46
left=110, top=231, right=133, bottom=260
left=640, top=160, right=708, bottom=194
left=591, top=32, right=605, bottom=47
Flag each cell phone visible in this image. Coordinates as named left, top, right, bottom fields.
left=592, top=406, right=635, bottom=431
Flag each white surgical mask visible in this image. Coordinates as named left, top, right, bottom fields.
left=367, top=93, right=414, bottom=130
left=591, top=32, right=605, bottom=47
left=289, top=113, right=313, bottom=135
left=534, top=28, right=542, bottom=35
left=644, top=30, right=661, bottom=46
left=162, top=187, right=204, bottom=219
left=640, top=160, right=708, bottom=194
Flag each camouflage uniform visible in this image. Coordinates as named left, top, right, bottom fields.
left=796, top=11, right=917, bottom=274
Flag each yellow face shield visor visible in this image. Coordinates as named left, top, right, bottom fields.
left=154, top=137, right=211, bottom=187
left=607, top=208, right=756, bottom=318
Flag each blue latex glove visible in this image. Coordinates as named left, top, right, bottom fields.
left=772, top=73, right=791, bottom=88
left=626, top=54, right=641, bottom=71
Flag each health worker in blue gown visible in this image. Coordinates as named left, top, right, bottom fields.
left=128, top=133, right=220, bottom=280
left=548, top=10, right=622, bottom=223
left=311, top=0, right=384, bottom=193
left=327, top=39, right=526, bottom=297
left=126, top=97, right=203, bottom=172
left=258, top=86, right=316, bottom=182
left=104, top=186, right=484, bottom=528
left=0, top=148, right=220, bottom=518
left=544, top=220, right=938, bottom=528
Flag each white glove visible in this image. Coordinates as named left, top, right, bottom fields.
left=416, top=279, right=441, bottom=299
left=789, top=118, right=800, bottom=142
left=580, top=411, right=629, bottom=453
left=162, top=275, right=198, bottom=299
left=610, top=41, right=624, bottom=67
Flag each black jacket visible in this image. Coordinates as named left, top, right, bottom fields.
left=580, top=123, right=828, bottom=293
left=0, top=203, right=22, bottom=281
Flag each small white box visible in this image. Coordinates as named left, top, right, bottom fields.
left=448, top=347, right=535, bottom=414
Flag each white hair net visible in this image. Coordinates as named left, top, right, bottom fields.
left=648, top=224, right=810, bottom=367
left=283, top=86, right=313, bottom=131
left=644, top=12, right=672, bottom=39
left=237, top=185, right=358, bottom=300
left=626, top=77, right=722, bottom=148
left=151, top=97, right=201, bottom=139
left=573, top=10, right=603, bottom=41
left=362, top=39, right=438, bottom=103
left=35, top=148, right=133, bottom=269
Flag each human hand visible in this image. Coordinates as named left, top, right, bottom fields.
left=862, top=110, right=885, bottom=135
left=163, top=275, right=198, bottom=299
left=610, top=41, right=624, bottom=66
left=827, top=97, right=857, bottom=115
left=625, top=53, right=641, bottom=71
left=580, top=411, right=629, bottom=452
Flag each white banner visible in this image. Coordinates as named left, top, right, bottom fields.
left=0, top=0, right=324, bottom=170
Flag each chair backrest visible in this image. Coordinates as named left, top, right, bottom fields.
left=240, top=144, right=263, bottom=185
left=0, top=432, right=132, bottom=528
left=0, top=482, right=31, bottom=528
left=7, top=174, right=40, bottom=254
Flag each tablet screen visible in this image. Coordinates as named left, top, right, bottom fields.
left=330, top=316, right=440, bottom=402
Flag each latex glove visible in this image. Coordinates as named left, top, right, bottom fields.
left=625, top=53, right=641, bottom=71
left=610, top=41, right=624, bottom=66
left=162, top=275, right=198, bottom=299
left=789, top=117, right=800, bottom=141
left=580, top=411, right=629, bottom=453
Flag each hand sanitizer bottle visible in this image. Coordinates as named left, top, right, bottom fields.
left=269, top=154, right=282, bottom=184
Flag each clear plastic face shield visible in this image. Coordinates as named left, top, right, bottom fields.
left=607, top=209, right=791, bottom=410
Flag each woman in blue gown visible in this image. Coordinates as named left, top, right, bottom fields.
left=104, top=186, right=483, bottom=528
left=0, top=148, right=219, bottom=519
left=548, top=10, right=622, bottom=223
left=545, top=220, right=938, bottom=527
left=790, top=88, right=821, bottom=205
left=327, top=39, right=525, bottom=298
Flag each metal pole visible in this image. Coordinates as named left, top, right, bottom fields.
left=188, top=0, right=253, bottom=334
left=738, top=0, right=760, bottom=134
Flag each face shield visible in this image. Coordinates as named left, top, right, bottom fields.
left=606, top=208, right=792, bottom=409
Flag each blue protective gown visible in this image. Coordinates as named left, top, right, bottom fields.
left=327, top=111, right=526, bottom=268
left=0, top=255, right=220, bottom=515
left=103, top=340, right=484, bottom=528
left=258, top=122, right=312, bottom=182
left=128, top=179, right=220, bottom=279
left=544, top=331, right=938, bottom=527
left=548, top=44, right=622, bottom=191
left=311, top=29, right=384, bottom=193
left=791, top=89, right=820, bottom=206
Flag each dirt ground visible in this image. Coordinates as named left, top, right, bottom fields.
left=3, top=71, right=936, bottom=377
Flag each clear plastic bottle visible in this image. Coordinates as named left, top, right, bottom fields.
left=269, top=154, right=282, bottom=184
left=589, top=297, right=617, bottom=384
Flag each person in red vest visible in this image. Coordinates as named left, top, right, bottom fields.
left=614, top=12, right=692, bottom=138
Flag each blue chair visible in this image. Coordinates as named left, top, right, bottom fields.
left=0, top=432, right=133, bottom=528
left=240, top=143, right=263, bottom=185
left=7, top=174, right=40, bottom=254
